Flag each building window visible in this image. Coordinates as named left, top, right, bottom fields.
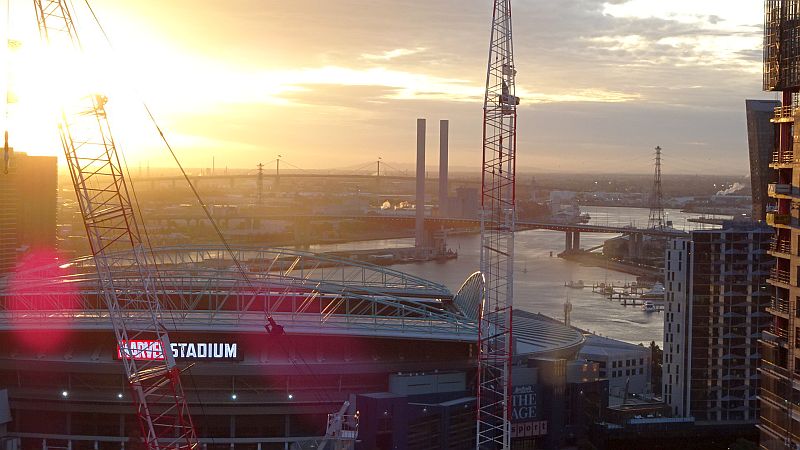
left=639, top=358, right=644, bottom=366
left=639, top=368, right=644, bottom=375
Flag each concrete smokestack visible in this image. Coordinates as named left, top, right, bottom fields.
left=416, top=118, right=426, bottom=250
left=439, top=120, right=449, bottom=217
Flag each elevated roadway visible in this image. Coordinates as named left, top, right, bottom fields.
left=143, top=211, right=687, bottom=238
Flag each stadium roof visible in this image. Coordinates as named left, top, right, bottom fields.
left=1, top=245, right=584, bottom=354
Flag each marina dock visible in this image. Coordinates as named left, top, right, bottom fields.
left=590, top=282, right=665, bottom=311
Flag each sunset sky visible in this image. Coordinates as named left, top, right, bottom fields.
left=1, top=0, right=772, bottom=174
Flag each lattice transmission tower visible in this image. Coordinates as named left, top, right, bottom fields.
left=647, top=146, right=666, bottom=230
left=476, top=0, right=519, bottom=448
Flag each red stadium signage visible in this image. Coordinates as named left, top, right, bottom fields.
left=117, top=340, right=239, bottom=361
left=118, top=340, right=165, bottom=360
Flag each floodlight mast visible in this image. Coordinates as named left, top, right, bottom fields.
left=32, top=1, right=198, bottom=448
left=476, top=0, right=519, bottom=448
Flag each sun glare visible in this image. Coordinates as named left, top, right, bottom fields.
left=1, top=2, right=139, bottom=161
left=2, top=39, right=103, bottom=158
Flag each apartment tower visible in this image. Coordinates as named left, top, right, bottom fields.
left=760, top=1, right=800, bottom=447
left=747, top=99, right=780, bottom=221
left=0, top=150, right=58, bottom=274
left=663, top=223, right=772, bottom=422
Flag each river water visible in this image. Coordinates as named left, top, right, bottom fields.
left=306, top=207, right=732, bottom=347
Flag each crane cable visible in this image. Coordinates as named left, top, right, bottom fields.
left=81, top=0, right=338, bottom=411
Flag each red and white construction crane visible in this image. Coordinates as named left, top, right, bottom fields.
left=477, top=0, right=519, bottom=448
left=32, top=1, right=198, bottom=448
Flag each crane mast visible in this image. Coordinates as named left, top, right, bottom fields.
left=32, top=1, right=198, bottom=448
left=477, top=0, right=518, bottom=448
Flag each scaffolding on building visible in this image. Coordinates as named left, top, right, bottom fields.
left=764, top=0, right=800, bottom=91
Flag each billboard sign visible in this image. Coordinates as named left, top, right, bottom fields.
left=511, top=420, right=548, bottom=438
left=117, top=340, right=239, bottom=361
left=512, top=384, right=537, bottom=422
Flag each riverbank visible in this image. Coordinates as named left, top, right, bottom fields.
left=558, top=250, right=662, bottom=282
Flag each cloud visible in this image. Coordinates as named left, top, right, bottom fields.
left=59, top=0, right=771, bottom=174
left=174, top=64, right=639, bottom=107
left=361, top=47, right=427, bottom=61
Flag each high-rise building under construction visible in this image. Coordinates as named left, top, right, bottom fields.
left=760, top=1, right=800, bottom=448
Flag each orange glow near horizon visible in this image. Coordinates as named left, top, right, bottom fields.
left=0, top=0, right=774, bottom=174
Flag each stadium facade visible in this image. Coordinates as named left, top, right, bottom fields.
left=0, top=246, right=585, bottom=449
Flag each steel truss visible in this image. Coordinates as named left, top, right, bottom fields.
left=2, top=246, right=476, bottom=339
left=477, top=0, right=518, bottom=448
left=647, top=146, right=665, bottom=230
left=32, top=1, right=197, bottom=448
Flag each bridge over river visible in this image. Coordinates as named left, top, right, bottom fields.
left=143, top=210, right=687, bottom=256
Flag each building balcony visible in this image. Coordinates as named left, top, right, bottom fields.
left=761, top=335, right=789, bottom=366
left=760, top=358, right=790, bottom=380
left=771, top=150, right=795, bottom=166
left=773, top=105, right=797, bottom=123
left=768, top=268, right=792, bottom=286
left=763, top=329, right=787, bottom=345
left=768, top=183, right=793, bottom=197
left=767, top=212, right=792, bottom=227
left=768, top=296, right=791, bottom=317
left=769, top=238, right=792, bottom=257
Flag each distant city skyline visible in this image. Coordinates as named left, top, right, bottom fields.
left=1, top=0, right=770, bottom=174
